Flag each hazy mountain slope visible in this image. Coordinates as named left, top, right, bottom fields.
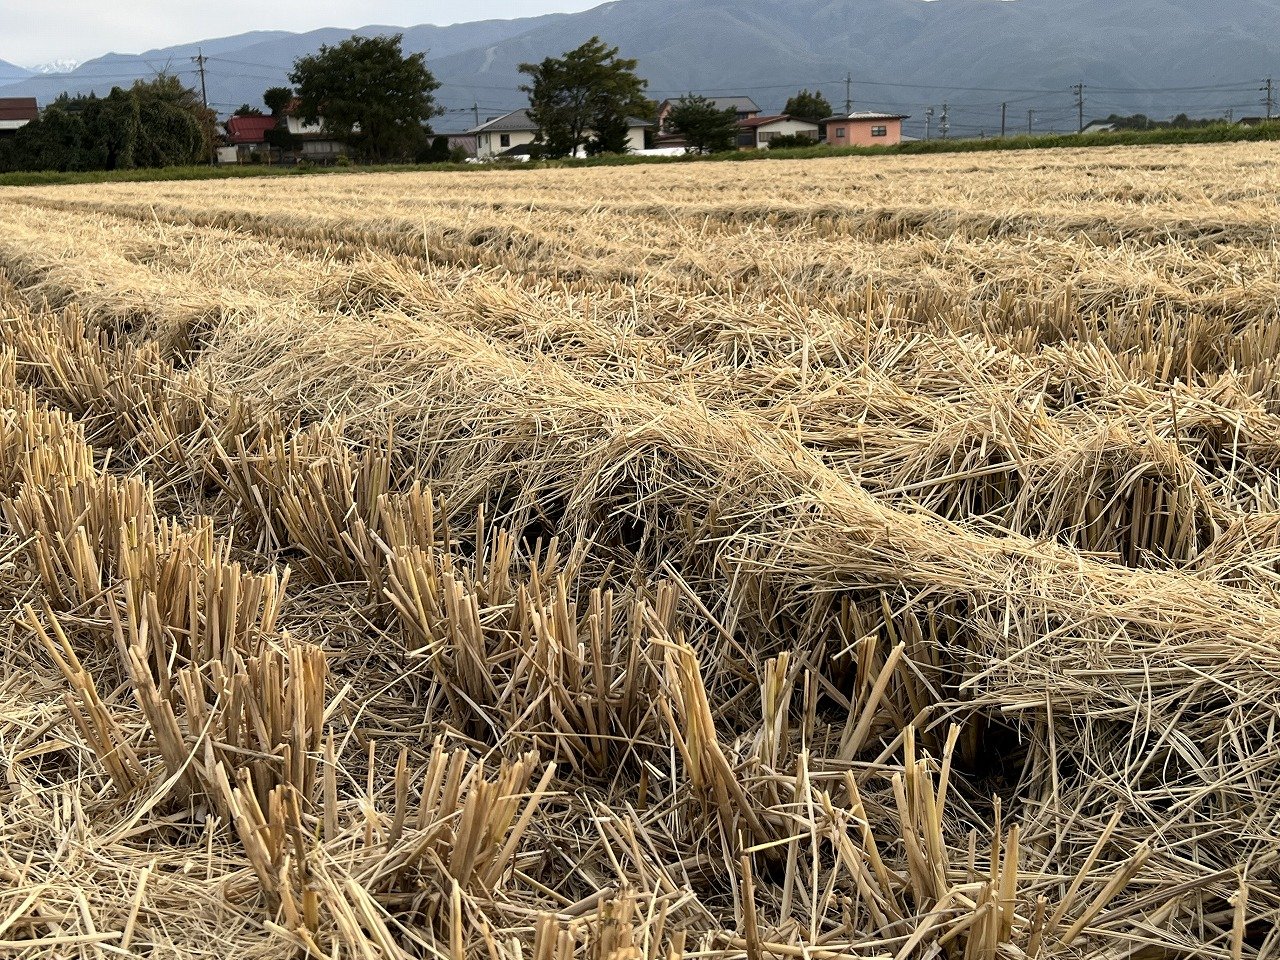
left=0, top=15, right=565, bottom=115
left=2, top=0, right=1275, bottom=134
left=430, top=0, right=1280, bottom=131
left=0, top=59, right=32, bottom=85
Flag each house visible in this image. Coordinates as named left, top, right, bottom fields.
left=468, top=110, right=540, bottom=159
left=466, top=109, right=653, bottom=160
left=1238, top=116, right=1273, bottom=127
left=737, top=114, right=821, bottom=149
left=283, top=100, right=347, bottom=162
left=656, top=96, right=760, bottom=132
left=223, top=115, right=278, bottom=163
left=446, top=134, right=478, bottom=159
left=1080, top=121, right=1117, bottom=135
left=0, top=98, right=39, bottom=138
left=822, top=111, right=910, bottom=147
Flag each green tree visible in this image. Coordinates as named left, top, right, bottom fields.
left=415, top=133, right=452, bottom=163
left=784, top=89, right=832, bottom=121
left=766, top=132, right=817, bottom=149
left=519, top=37, right=649, bottom=158
left=79, top=88, right=140, bottom=169
left=0, top=107, right=86, bottom=172
left=130, top=74, right=209, bottom=166
left=667, top=95, right=740, bottom=154
left=263, top=86, right=294, bottom=116
left=234, top=104, right=264, bottom=117
left=289, top=34, right=441, bottom=163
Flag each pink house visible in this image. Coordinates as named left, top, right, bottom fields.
left=823, top=111, right=909, bottom=147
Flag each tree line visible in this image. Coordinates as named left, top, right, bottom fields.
left=0, top=75, right=214, bottom=172
left=0, top=32, right=839, bottom=173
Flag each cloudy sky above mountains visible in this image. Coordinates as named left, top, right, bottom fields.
left=1, top=0, right=599, bottom=64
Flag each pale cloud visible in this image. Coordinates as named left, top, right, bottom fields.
left=0, top=1, right=601, bottom=65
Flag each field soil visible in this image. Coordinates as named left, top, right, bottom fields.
left=0, top=144, right=1278, bottom=958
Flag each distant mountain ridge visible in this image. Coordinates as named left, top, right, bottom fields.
left=31, top=60, right=81, bottom=75
left=0, top=59, right=32, bottom=84
left=2, top=0, right=1276, bottom=137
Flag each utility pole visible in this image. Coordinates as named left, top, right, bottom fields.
left=1027, top=109, right=1035, bottom=135
left=1072, top=82, right=1085, bottom=134
left=1263, top=77, right=1275, bottom=120
left=940, top=102, right=949, bottom=140
left=845, top=72, right=853, bottom=115
left=191, top=47, right=214, bottom=165
left=473, top=102, right=481, bottom=128
left=1001, top=101, right=1007, bottom=137
left=924, top=107, right=934, bottom=141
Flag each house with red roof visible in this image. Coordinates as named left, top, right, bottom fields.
left=0, top=98, right=39, bottom=138
left=222, top=115, right=278, bottom=163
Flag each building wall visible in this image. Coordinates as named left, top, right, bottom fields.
left=286, top=116, right=326, bottom=136
left=625, top=127, right=647, bottom=153
left=301, top=140, right=346, bottom=159
left=754, top=119, right=821, bottom=147
left=476, top=129, right=537, bottom=159
left=826, top=118, right=904, bottom=147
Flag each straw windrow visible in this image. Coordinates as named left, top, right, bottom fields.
left=0, top=144, right=1278, bottom=957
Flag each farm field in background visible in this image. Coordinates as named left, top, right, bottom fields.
left=0, top=143, right=1278, bottom=958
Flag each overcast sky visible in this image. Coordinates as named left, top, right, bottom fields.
left=0, top=1, right=602, bottom=66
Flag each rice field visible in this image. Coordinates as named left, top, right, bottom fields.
left=0, top=142, right=1279, bottom=959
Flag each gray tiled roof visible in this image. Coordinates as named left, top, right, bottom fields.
left=467, top=108, right=655, bottom=135
left=821, top=111, right=910, bottom=122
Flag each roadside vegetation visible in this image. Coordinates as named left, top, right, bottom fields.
left=4, top=118, right=1277, bottom=186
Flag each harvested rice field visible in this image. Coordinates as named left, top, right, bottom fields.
left=0, top=142, right=1279, bottom=959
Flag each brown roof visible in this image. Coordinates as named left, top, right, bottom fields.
left=225, top=115, right=277, bottom=144
left=0, top=98, right=38, bottom=123
left=737, top=114, right=818, bottom=129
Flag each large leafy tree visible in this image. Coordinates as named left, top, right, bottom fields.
left=289, top=34, right=440, bottom=163
left=785, top=89, right=833, bottom=121
left=263, top=86, right=294, bottom=116
left=519, top=37, right=649, bottom=158
left=130, top=74, right=210, bottom=166
left=667, top=95, right=740, bottom=154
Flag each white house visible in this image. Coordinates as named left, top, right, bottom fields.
left=466, top=108, right=653, bottom=159
left=284, top=100, right=347, bottom=161
left=737, top=114, right=822, bottom=149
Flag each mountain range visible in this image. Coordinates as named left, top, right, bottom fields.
left=0, top=59, right=33, bottom=84
left=1, top=0, right=1276, bottom=137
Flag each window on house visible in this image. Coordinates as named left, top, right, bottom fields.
left=759, top=131, right=776, bottom=143
left=835, top=127, right=847, bottom=138
left=500, top=133, right=511, bottom=148
left=871, top=126, right=888, bottom=137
